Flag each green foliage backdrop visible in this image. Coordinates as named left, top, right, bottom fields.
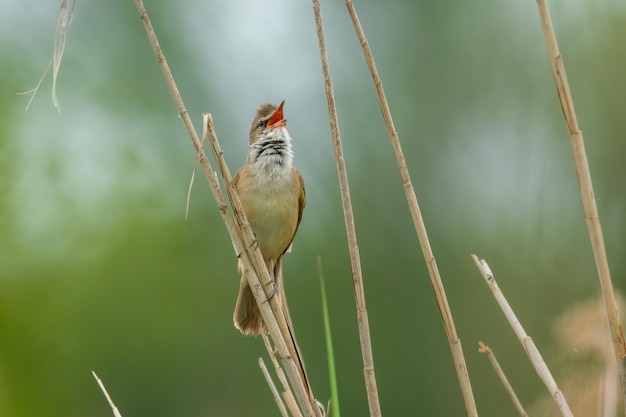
left=1, top=0, right=624, bottom=416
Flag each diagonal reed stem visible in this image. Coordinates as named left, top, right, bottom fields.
left=132, top=2, right=320, bottom=416
left=343, top=1, right=478, bottom=415
left=259, top=358, right=291, bottom=417
left=311, top=1, right=381, bottom=416
left=473, top=256, right=573, bottom=417
left=534, top=0, right=626, bottom=412
left=478, top=342, right=529, bottom=417
left=92, top=371, right=124, bottom=417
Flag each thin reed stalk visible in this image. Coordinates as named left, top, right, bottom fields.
left=132, top=2, right=321, bottom=416
left=472, top=255, right=573, bottom=417
left=533, top=0, right=626, bottom=412
left=478, top=342, right=529, bottom=417
left=311, top=1, right=381, bottom=416
left=263, top=334, right=304, bottom=417
left=92, top=371, right=123, bottom=417
left=259, top=358, right=291, bottom=417
left=343, top=1, right=477, bottom=415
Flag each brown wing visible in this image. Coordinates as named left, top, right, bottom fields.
left=232, top=167, right=252, bottom=213
left=232, top=167, right=243, bottom=190
left=284, top=168, right=306, bottom=254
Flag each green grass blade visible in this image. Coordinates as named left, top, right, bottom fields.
left=318, top=256, right=340, bottom=417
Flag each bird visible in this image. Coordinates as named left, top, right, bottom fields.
left=233, top=101, right=306, bottom=336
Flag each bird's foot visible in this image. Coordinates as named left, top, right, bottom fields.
left=264, top=282, right=277, bottom=302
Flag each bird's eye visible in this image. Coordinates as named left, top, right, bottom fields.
left=258, top=119, right=268, bottom=128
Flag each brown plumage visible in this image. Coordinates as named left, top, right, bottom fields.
left=233, top=101, right=306, bottom=336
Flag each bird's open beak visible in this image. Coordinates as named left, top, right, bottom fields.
left=266, top=100, right=286, bottom=129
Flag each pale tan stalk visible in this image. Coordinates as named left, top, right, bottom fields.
left=342, top=1, right=477, bottom=416
left=259, top=358, right=290, bottom=417
left=478, top=342, right=529, bottom=417
left=263, top=334, right=304, bottom=417
left=132, top=2, right=320, bottom=416
left=92, top=371, right=123, bottom=417
left=534, top=1, right=626, bottom=411
left=472, top=255, right=573, bottom=417
left=311, top=1, right=381, bottom=416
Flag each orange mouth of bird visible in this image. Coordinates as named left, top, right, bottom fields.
left=267, top=100, right=286, bottom=129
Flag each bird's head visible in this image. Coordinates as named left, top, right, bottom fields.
left=248, top=100, right=287, bottom=144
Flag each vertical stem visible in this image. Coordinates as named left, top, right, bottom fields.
left=311, top=1, right=382, bottom=416
left=534, top=1, right=626, bottom=412
left=343, top=1, right=478, bottom=415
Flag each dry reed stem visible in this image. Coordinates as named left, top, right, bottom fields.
left=185, top=125, right=208, bottom=219
left=259, top=358, right=291, bottom=417
left=478, top=342, right=529, bottom=417
left=204, top=114, right=320, bottom=417
left=132, top=2, right=320, bottom=416
left=311, top=1, right=381, bottom=416
left=92, top=371, right=123, bottom=417
left=285, top=395, right=303, bottom=417
left=263, top=334, right=294, bottom=399
left=19, top=0, right=76, bottom=111
left=472, top=255, right=573, bottom=417
left=264, top=334, right=304, bottom=417
left=342, top=1, right=477, bottom=416
left=534, top=0, right=626, bottom=410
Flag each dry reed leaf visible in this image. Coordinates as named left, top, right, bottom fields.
left=19, top=0, right=77, bottom=112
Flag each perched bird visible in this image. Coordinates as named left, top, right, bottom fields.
left=233, top=101, right=306, bottom=336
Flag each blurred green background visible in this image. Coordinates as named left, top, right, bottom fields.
left=1, top=0, right=625, bottom=416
